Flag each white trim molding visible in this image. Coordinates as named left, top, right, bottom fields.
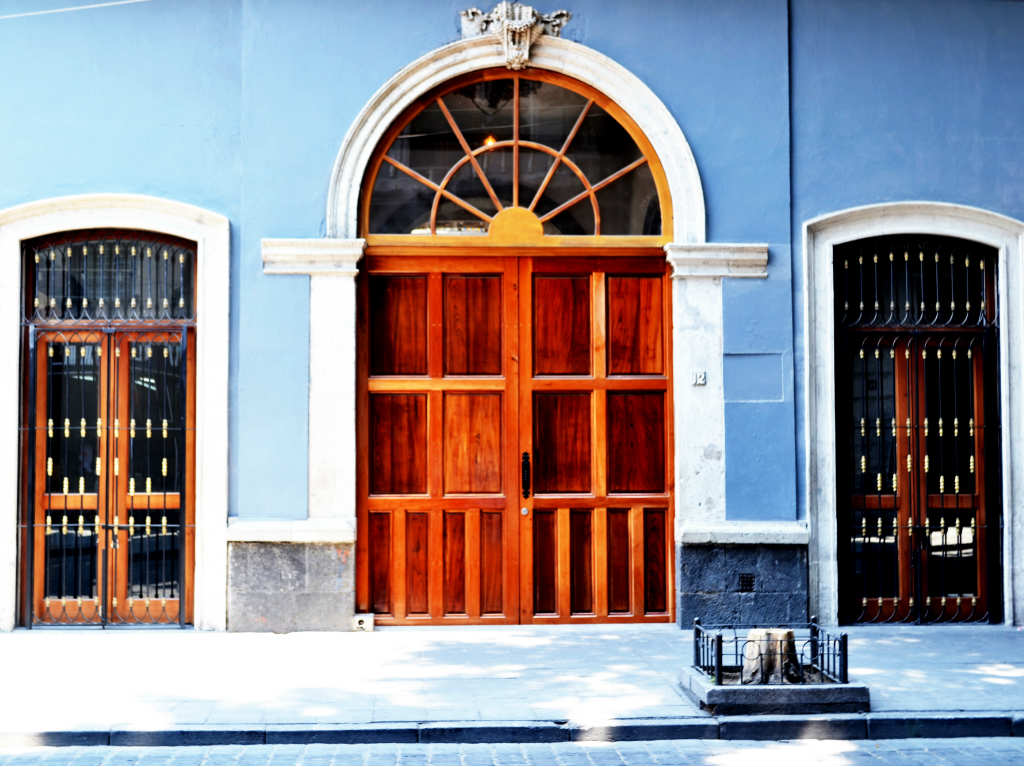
left=804, top=201, right=1024, bottom=626
left=256, top=238, right=365, bottom=544
left=667, top=243, right=770, bottom=544
left=326, top=34, right=706, bottom=244
left=0, top=193, right=230, bottom=631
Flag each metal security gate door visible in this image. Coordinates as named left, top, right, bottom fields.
left=835, top=235, right=1002, bottom=624
left=19, top=232, right=196, bottom=626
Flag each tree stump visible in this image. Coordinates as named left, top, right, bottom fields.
left=740, top=628, right=804, bottom=684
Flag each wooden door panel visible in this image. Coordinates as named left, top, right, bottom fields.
left=358, top=258, right=519, bottom=625
left=532, top=275, right=590, bottom=375
left=443, top=275, right=502, bottom=375
left=607, top=276, right=664, bottom=374
left=532, top=392, right=591, bottom=494
left=443, top=393, right=502, bottom=493
left=520, top=256, right=673, bottom=624
left=607, top=392, right=665, bottom=493
left=369, top=394, right=428, bottom=495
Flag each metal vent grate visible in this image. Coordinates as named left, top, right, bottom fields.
left=738, top=573, right=755, bottom=593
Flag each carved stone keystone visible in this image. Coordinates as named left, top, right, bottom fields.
left=460, top=2, right=571, bottom=70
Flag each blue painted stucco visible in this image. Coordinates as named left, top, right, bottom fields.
left=2, top=0, right=1021, bottom=524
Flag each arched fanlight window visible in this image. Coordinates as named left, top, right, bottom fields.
left=362, top=70, right=668, bottom=240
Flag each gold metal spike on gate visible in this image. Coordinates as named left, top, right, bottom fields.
left=114, top=457, right=119, bottom=476
left=892, top=474, right=898, bottom=492
left=62, top=477, right=68, bottom=494
left=859, top=349, right=864, bottom=359
left=860, top=418, right=865, bottom=437
left=954, top=417, right=959, bottom=437
left=95, top=457, right=101, bottom=476
left=939, top=476, right=945, bottom=493
left=972, top=596, right=977, bottom=607
left=162, top=419, right=168, bottom=439
left=47, top=418, right=53, bottom=438
left=78, top=476, right=84, bottom=494
left=862, top=597, right=867, bottom=607
left=131, top=246, right=137, bottom=256
left=145, top=515, right=151, bottom=536
left=937, top=349, right=942, bottom=360
left=129, top=419, right=135, bottom=439
left=114, top=418, right=119, bottom=438
left=45, top=515, right=52, bottom=535
left=954, top=475, right=960, bottom=494
left=922, top=349, right=927, bottom=360
left=860, top=455, right=866, bottom=473
left=876, top=473, right=882, bottom=492
left=128, top=477, right=135, bottom=495
left=163, top=298, right=169, bottom=310
left=46, top=457, right=52, bottom=476
left=969, top=418, right=975, bottom=437
left=129, top=516, right=134, bottom=536
left=876, top=418, right=881, bottom=437
left=145, top=477, right=151, bottom=494
left=61, top=514, right=67, bottom=535
left=161, top=515, right=167, bottom=536
left=938, top=417, right=943, bottom=437
left=63, top=418, right=70, bottom=438
left=970, top=456, right=975, bottom=474
left=163, top=346, right=169, bottom=359
left=924, top=455, right=930, bottom=472
left=874, top=349, right=880, bottom=359
left=115, top=297, right=121, bottom=310
left=145, top=418, right=152, bottom=439
left=146, top=297, right=153, bottom=310
left=876, top=517, right=883, bottom=536
left=907, top=454, right=912, bottom=471
left=78, top=515, right=84, bottom=536
left=80, top=418, right=86, bottom=438
left=178, top=297, right=185, bottom=309
left=66, top=297, right=72, bottom=310
left=924, top=418, right=929, bottom=437
left=97, top=417, right=102, bottom=433
left=162, top=249, right=168, bottom=260
left=892, top=418, right=897, bottom=437
left=873, top=254, right=878, bottom=264
left=980, top=259, right=985, bottom=271
left=146, top=345, right=152, bottom=359
left=161, top=457, right=167, bottom=477
left=131, top=345, right=136, bottom=358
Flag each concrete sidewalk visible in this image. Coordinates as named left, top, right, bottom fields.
left=1, top=624, right=1021, bottom=744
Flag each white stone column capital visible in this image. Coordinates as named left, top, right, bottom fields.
left=665, top=242, right=769, bottom=279
left=262, top=238, right=365, bottom=276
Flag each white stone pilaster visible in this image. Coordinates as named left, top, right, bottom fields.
left=665, top=243, right=783, bottom=545
left=256, top=238, right=364, bottom=543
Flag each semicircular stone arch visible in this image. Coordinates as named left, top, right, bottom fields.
left=327, top=34, right=706, bottom=244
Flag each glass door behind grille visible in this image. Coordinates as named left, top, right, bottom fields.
left=27, top=329, right=194, bottom=625
left=835, top=235, right=1002, bottom=624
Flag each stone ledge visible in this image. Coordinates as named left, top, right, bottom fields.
left=680, top=666, right=870, bottom=717
left=227, top=518, right=355, bottom=543
left=679, top=522, right=810, bottom=545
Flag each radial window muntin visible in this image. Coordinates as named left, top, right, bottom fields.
left=361, top=69, right=671, bottom=243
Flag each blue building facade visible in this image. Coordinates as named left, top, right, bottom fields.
left=1, top=0, right=1021, bottom=630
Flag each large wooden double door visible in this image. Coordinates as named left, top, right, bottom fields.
left=356, top=253, right=673, bottom=624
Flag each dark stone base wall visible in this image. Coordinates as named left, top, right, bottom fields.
left=677, top=544, right=808, bottom=627
left=228, top=542, right=355, bottom=632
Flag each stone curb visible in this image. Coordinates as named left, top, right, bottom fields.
left=2, top=713, right=1023, bottom=746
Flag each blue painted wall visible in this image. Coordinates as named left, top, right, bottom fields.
left=6, top=0, right=1019, bottom=524
left=790, top=0, right=1024, bottom=519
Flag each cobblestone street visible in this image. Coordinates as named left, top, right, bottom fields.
left=2, top=738, right=1024, bottom=766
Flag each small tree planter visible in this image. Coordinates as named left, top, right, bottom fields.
left=679, top=618, right=871, bottom=715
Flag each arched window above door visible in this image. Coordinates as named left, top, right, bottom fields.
left=361, top=70, right=669, bottom=243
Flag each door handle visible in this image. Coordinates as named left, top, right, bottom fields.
left=521, top=451, right=531, bottom=499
